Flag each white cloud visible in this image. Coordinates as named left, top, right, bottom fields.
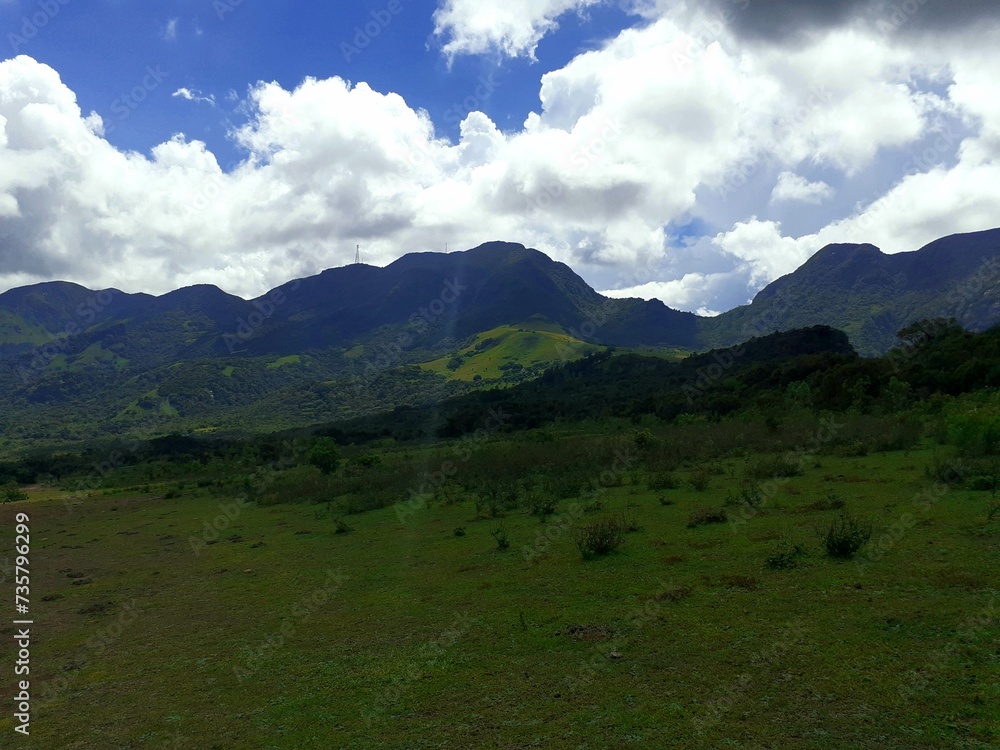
left=602, top=272, right=735, bottom=315
left=172, top=88, right=216, bottom=106
left=0, top=3, right=998, bottom=316
left=770, top=172, right=833, bottom=205
left=433, top=0, right=604, bottom=60
left=163, top=18, right=179, bottom=42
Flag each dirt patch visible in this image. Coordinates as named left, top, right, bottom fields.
left=719, top=575, right=760, bottom=591
left=560, top=624, right=614, bottom=642
left=654, top=585, right=694, bottom=603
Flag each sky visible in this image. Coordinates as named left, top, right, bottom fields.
left=0, top=0, right=998, bottom=316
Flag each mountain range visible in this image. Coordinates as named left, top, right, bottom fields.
left=0, top=228, right=997, bottom=445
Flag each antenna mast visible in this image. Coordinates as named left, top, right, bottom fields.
left=354, top=245, right=361, bottom=265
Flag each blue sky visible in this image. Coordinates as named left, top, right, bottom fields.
left=5, top=1, right=634, bottom=168
left=0, top=1, right=998, bottom=315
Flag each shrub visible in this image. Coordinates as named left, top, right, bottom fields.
left=454, top=527, right=467, bottom=537
left=726, top=479, right=764, bottom=509
left=947, top=404, right=1000, bottom=457
left=687, top=508, right=728, bottom=528
left=689, top=468, right=711, bottom=492
left=490, top=522, right=510, bottom=552
left=475, top=481, right=518, bottom=518
left=344, top=454, right=382, bottom=476
left=529, top=492, right=558, bottom=519
left=434, top=483, right=466, bottom=506
left=1, top=486, right=28, bottom=504
left=658, top=496, right=675, bottom=507
left=746, top=455, right=803, bottom=479
left=647, top=471, right=679, bottom=491
left=807, top=494, right=845, bottom=511
left=334, top=518, right=353, bottom=535
left=766, top=540, right=807, bottom=570
left=822, top=513, right=874, bottom=559
left=574, top=517, right=626, bottom=558
left=547, top=475, right=582, bottom=499
left=306, top=437, right=340, bottom=476
left=618, top=512, right=641, bottom=533
left=630, top=428, right=658, bottom=450
left=924, top=454, right=965, bottom=485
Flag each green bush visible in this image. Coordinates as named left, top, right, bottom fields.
left=687, top=507, right=728, bottom=528
left=807, top=493, right=845, bottom=511
left=307, top=437, right=341, bottom=476
left=528, top=492, right=558, bottom=519
left=629, top=428, right=657, bottom=450
left=746, top=455, right=803, bottom=479
left=766, top=540, right=806, bottom=570
left=490, top=522, right=510, bottom=551
left=822, top=513, right=874, bottom=559
left=546, top=474, right=582, bottom=499
left=924, top=454, right=966, bottom=485
left=1, top=486, right=28, bottom=504
left=647, top=471, right=679, bottom=491
left=726, top=479, right=764, bottom=509
left=947, top=402, right=1000, bottom=457
left=689, top=468, right=712, bottom=492
left=574, top=516, right=625, bottom=558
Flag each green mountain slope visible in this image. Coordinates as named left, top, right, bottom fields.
left=702, top=229, right=1000, bottom=356
left=1, top=230, right=999, bottom=447
left=420, top=317, right=603, bottom=382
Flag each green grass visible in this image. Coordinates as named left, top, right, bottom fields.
left=267, top=355, right=305, bottom=369
left=420, top=320, right=601, bottom=381
left=116, top=388, right=179, bottom=420
left=1, top=440, right=996, bottom=748
left=0, top=312, right=52, bottom=346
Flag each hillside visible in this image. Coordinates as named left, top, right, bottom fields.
left=702, top=228, right=1000, bottom=356
left=1, top=230, right=999, bottom=447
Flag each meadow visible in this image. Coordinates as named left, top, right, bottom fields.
left=1, top=410, right=996, bottom=749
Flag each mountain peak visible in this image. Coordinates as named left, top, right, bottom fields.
left=702, top=228, right=1000, bottom=355
left=806, top=242, right=884, bottom=265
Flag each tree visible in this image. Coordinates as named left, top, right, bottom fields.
left=896, top=318, right=961, bottom=351
left=307, top=437, right=340, bottom=475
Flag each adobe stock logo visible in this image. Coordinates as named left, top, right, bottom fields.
left=7, top=0, right=71, bottom=54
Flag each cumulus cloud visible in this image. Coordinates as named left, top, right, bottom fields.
left=770, top=172, right=833, bottom=205
left=701, top=0, right=1000, bottom=42
left=602, top=272, right=734, bottom=316
left=433, top=0, right=604, bottom=60
left=0, top=0, right=998, bottom=316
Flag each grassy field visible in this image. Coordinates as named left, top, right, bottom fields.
left=420, top=322, right=601, bottom=381
left=1, top=432, right=997, bottom=749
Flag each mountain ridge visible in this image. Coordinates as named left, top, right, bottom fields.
left=0, top=229, right=998, bottom=446
left=704, top=227, right=1000, bottom=355
left=1, top=230, right=999, bottom=362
